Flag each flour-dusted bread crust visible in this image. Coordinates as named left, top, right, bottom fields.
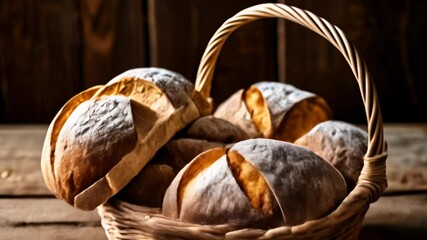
left=185, top=116, right=250, bottom=143
left=295, top=120, right=368, bottom=190
left=231, top=139, right=347, bottom=226
left=41, top=85, right=102, bottom=198
left=54, top=96, right=137, bottom=205
left=214, top=90, right=262, bottom=138
left=214, top=82, right=332, bottom=142
left=162, top=139, right=347, bottom=228
left=252, top=82, right=332, bottom=142
left=109, top=67, right=210, bottom=116
left=41, top=68, right=209, bottom=210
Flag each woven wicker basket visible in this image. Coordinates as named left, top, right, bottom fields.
left=97, top=3, right=388, bottom=240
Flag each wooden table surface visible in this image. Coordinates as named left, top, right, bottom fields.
left=0, top=124, right=426, bottom=240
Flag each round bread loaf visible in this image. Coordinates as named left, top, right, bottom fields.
left=41, top=68, right=209, bottom=210
left=162, top=139, right=347, bottom=229
left=214, top=82, right=332, bottom=142
left=295, top=120, right=368, bottom=190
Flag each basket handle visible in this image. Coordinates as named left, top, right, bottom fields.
left=195, top=3, right=387, bottom=202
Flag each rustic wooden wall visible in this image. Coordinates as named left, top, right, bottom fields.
left=0, top=0, right=426, bottom=123
left=0, top=0, right=147, bottom=123
left=282, top=0, right=427, bottom=123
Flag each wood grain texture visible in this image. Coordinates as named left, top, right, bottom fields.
left=0, top=0, right=148, bottom=123
left=2, top=0, right=426, bottom=123
left=0, top=125, right=50, bottom=195
left=1, top=226, right=106, bottom=240
left=281, top=0, right=427, bottom=123
left=80, top=0, right=147, bottom=88
left=148, top=0, right=278, bottom=105
left=0, top=198, right=100, bottom=225
left=384, top=125, right=427, bottom=193
left=361, top=194, right=427, bottom=239
left=0, top=0, right=81, bottom=123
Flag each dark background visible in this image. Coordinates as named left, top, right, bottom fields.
left=1, top=0, right=426, bottom=124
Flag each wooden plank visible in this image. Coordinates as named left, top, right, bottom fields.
left=0, top=198, right=106, bottom=240
left=0, top=125, right=50, bottom=195
left=361, top=194, right=427, bottom=239
left=148, top=0, right=278, bottom=105
left=1, top=226, right=106, bottom=240
left=384, top=125, right=427, bottom=193
left=0, top=198, right=100, bottom=226
left=0, top=0, right=81, bottom=123
left=80, top=0, right=147, bottom=88
left=0, top=0, right=148, bottom=123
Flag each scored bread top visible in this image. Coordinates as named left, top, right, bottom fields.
left=230, top=139, right=347, bottom=226
left=41, top=68, right=207, bottom=210
left=163, top=138, right=347, bottom=228
left=109, top=67, right=211, bottom=116
left=109, top=68, right=195, bottom=108
left=54, top=96, right=138, bottom=204
left=214, top=82, right=332, bottom=142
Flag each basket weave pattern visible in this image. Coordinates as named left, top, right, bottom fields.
left=98, top=3, right=388, bottom=239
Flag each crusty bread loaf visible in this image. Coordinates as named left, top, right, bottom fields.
left=214, top=82, right=332, bottom=142
left=41, top=85, right=103, bottom=197
left=163, top=139, right=347, bottom=229
left=214, top=89, right=262, bottom=138
left=41, top=68, right=209, bottom=210
left=295, top=120, right=368, bottom=190
left=54, top=96, right=138, bottom=205
left=185, top=116, right=250, bottom=143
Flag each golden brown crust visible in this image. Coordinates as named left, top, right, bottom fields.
left=273, top=96, right=332, bottom=142
left=53, top=96, right=138, bottom=205
left=252, top=82, right=332, bottom=142
left=227, top=151, right=273, bottom=216
left=214, top=82, right=332, bottom=142
left=41, top=85, right=102, bottom=198
left=177, top=148, right=226, bottom=212
left=185, top=116, right=250, bottom=143
left=244, top=86, right=272, bottom=137
left=294, top=120, right=367, bottom=190
left=214, top=90, right=262, bottom=138
left=41, top=68, right=206, bottom=210
left=163, top=138, right=346, bottom=228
